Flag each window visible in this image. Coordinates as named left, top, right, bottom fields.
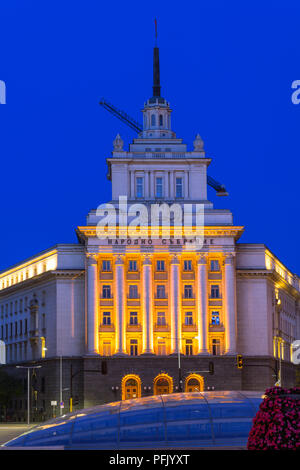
left=103, top=311, right=111, bottom=325
left=103, top=342, right=111, bottom=356
left=151, top=114, right=156, bottom=126
left=211, top=311, right=220, bottom=325
left=183, top=260, right=192, bottom=271
left=155, top=177, right=163, bottom=198
left=175, top=177, right=183, bottom=198
left=102, top=260, right=111, bottom=272
left=156, top=285, right=166, bottom=299
left=184, top=285, right=193, bottom=299
left=14, top=322, right=18, bottom=337
left=129, top=260, right=137, bottom=271
left=210, top=285, right=220, bottom=299
left=212, top=339, right=221, bottom=355
left=156, top=260, right=165, bottom=271
left=130, top=339, right=138, bottom=356
left=184, top=311, right=193, bottom=326
left=157, top=340, right=166, bottom=355
left=159, top=114, right=163, bottom=126
left=129, top=311, right=138, bottom=325
left=157, top=311, right=166, bottom=326
left=24, top=319, right=27, bottom=335
left=136, top=177, right=144, bottom=198
left=210, top=260, right=220, bottom=272
left=185, top=339, right=193, bottom=356
left=102, top=285, right=111, bottom=299
left=129, top=285, right=138, bottom=299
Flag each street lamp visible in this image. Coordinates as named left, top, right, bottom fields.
left=16, top=365, right=42, bottom=425
left=157, top=336, right=197, bottom=392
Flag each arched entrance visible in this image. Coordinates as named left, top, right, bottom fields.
left=153, top=373, right=173, bottom=395
left=121, top=374, right=141, bottom=400
left=185, top=374, right=204, bottom=392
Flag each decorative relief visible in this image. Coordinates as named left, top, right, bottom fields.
left=197, top=254, right=208, bottom=265
left=114, top=254, right=125, bottom=265
left=170, top=254, right=180, bottom=265
left=224, top=254, right=235, bottom=265
left=142, top=255, right=152, bottom=266
left=86, top=253, right=98, bottom=266
left=193, top=133, right=204, bottom=151
left=113, top=133, right=124, bottom=151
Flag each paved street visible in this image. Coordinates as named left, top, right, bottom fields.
left=0, top=424, right=37, bottom=446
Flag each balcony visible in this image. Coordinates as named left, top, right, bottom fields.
left=182, top=323, right=198, bottom=332
left=154, top=272, right=168, bottom=281
left=100, top=294, right=113, bottom=307
left=99, top=272, right=113, bottom=281
left=209, top=323, right=225, bottom=332
left=127, top=323, right=142, bottom=332
left=154, top=323, right=170, bottom=332
left=181, top=272, right=195, bottom=281
left=127, top=272, right=140, bottom=281
left=99, top=323, right=115, bottom=333
left=182, top=297, right=195, bottom=307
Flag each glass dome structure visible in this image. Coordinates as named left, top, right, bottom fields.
left=3, top=391, right=263, bottom=449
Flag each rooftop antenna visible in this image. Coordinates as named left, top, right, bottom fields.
left=153, top=18, right=161, bottom=97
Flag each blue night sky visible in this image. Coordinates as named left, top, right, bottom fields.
left=0, top=1, right=299, bottom=274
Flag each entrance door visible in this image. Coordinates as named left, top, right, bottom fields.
left=186, top=377, right=202, bottom=392
left=155, top=378, right=170, bottom=395
left=125, top=379, right=138, bottom=399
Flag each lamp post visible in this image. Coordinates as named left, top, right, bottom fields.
left=16, top=365, right=42, bottom=425
left=157, top=336, right=196, bottom=392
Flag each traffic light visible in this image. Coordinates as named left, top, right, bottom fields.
left=237, top=355, right=243, bottom=369
left=209, top=361, right=214, bottom=375
left=101, top=360, right=108, bottom=375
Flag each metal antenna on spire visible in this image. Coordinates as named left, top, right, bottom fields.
left=153, top=18, right=161, bottom=97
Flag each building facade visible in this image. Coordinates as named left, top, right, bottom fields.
left=0, top=45, right=299, bottom=421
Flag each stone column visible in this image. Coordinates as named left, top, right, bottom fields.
left=145, top=171, right=149, bottom=199
left=150, top=171, right=154, bottom=199
left=184, top=171, right=189, bottom=199
left=164, top=171, right=169, bottom=199
left=224, top=254, right=237, bottom=355
left=114, top=255, right=127, bottom=355
left=86, top=254, right=99, bottom=355
left=170, top=172, right=174, bottom=198
left=196, top=254, right=209, bottom=354
left=170, top=254, right=181, bottom=354
left=141, top=255, right=154, bottom=354
left=130, top=171, right=135, bottom=198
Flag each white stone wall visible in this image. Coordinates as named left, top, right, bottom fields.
left=236, top=277, right=271, bottom=356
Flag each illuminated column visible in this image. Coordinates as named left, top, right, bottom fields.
left=170, top=254, right=181, bottom=354
left=141, top=255, right=154, bottom=354
left=86, top=254, right=99, bottom=355
left=114, top=255, right=127, bottom=355
left=224, top=254, right=237, bottom=354
left=196, top=254, right=209, bottom=354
